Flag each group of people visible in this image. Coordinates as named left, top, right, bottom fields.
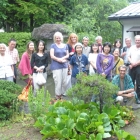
left=1, top=32, right=140, bottom=106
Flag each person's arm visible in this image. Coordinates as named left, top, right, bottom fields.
left=88, top=54, right=96, bottom=69
left=11, top=65, right=15, bottom=78
left=96, top=54, right=103, bottom=74
left=117, top=88, right=135, bottom=98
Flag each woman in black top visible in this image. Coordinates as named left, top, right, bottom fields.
left=31, top=40, right=48, bottom=96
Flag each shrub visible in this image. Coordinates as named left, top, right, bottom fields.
left=28, top=87, right=51, bottom=121
left=0, top=80, right=22, bottom=120
left=0, top=32, right=31, bottom=57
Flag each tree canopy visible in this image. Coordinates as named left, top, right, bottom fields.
left=0, top=0, right=135, bottom=43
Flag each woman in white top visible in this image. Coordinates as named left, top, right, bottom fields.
left=0, top=43, right=14, bottom=81
left=88, top=43, right=99, bottom=75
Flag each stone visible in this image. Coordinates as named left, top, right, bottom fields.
left=31, top=24, right=68, bottom=40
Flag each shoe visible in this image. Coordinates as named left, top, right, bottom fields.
left=136, top=99, right=140, bottom=104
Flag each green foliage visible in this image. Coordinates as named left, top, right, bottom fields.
left=28, top=87, right=51, bottom=121
left=34, top=100, right=136, bottom=139
left=67, top=73, right=119, bottom=112
left=0, top=80, right=22, bottom=120
left=0, top=32, right=31, bottom=57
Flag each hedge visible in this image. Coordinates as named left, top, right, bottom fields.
left=0, top=32, right=31, bottom=58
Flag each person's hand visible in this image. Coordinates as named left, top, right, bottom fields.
left=101, top=73, right=106, bottom=77
left=69, top=52, right=74, bottom=55
left=126, top=93, right=135, bottom=98
left=121, top=52, right=126, bottom=57
left=29, top=75, right=33, bottom=79
left=118, top=91, right=124, bottom=96
left=129, top=64, right=133, bottom=69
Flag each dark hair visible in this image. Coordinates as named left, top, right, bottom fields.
left=114, top=39, right=122, bottom=48
left=90, top=43, right=99, bottom=53
left=36, top=40, right=45, bottom=53
left=8, top=38, right=16, bottom=43
left=102, top=42, right=112, bottom=53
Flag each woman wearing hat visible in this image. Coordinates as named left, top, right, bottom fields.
left=70, top=42, right=88, bottom=85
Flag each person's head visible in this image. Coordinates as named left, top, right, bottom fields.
left=36, top=40, right=45, bottom=53
left=102, top=42, right=111, bottom=54
left=135, top=35, right=140, bottom=48
left=118, top=65, right=127, bottom=79
left=74, top=42, right=83, bottom=55
left=53, top=32, right=63, bottom=44
left=125, top=37, right=131, bottom=47
left=95, top=36, right=102, bottom=45
left=114, top=39, right=122, bottom=48
left=26, top=41, right=34, bottom=54
left=113, top=48, right=120, bottom=58
left=82, top=36, right=89, bottom=47
left=67, top=33, right=78, bottom=46
left=90, top=43, right=99, bottom=53
left=8, top=39, right=16, bottom=50
left=0, top=43, right=6, bottom=55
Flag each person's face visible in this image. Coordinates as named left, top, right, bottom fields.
left=135, top=37, right=140, bottom=47
left=71, top=36, right=77, bottom=43
left=8, top=41, right=16, bottom=50
left=92, top=45, right=98, bottom=53
left=125, top=39, right=131, bottom=47
left=82, top=38, right=89, bottom=46
left=38, top=42, right=44, bottom=51
left=76, top=45, right=82, bottom=54
left=28, top=42, right=34, bottom=51
left=119, top=67, right=126, bottom=79
left=104, top=45, right=110, bottom=54
left=55, top=36, right=61, bottom=44
left=96, top=39, right=102, bottom=44
left=0, top=45, right=6, bottom=55
left=113, top=49, right=119, bottom=57
left=115, top=41, right=121, bottom=48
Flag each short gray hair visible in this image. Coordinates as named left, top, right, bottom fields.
left=0, top=43, right=7, bottom=49
left=135, top=35, right=140, bottom=40
left=118, top=65, right=127, bottom=71
left=53, top=32, right=63, bottom=43
left=95, top=36, right=102, bottom=41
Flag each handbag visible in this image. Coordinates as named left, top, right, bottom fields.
left=36, top=72, right=46, bottom=86
left=18, top=80, right=32, bottom=102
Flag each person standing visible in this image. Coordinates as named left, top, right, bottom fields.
left=18, top=41, right=34, bottom=84
left=128, top=35, right=140, bottom=103
left=50, top=32, right=69, bottom=100
left=31, top=40, right=48, bottom=96
left=70, top=43, right=88, bottom=85
left=82, top=36, right=91, bottom=57
left=95, top=36, right=103, bottom=53
left=96, top=42, right=114, bottom=81
left=0, top=43, right=14, bottom=81
left=6, top=39, right=20, bottom=83
left=121, top=37, right=132, bottom=73
left=88, top=43, right=99, bottom=75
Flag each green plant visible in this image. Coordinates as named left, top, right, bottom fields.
left=67, top=73, right=119, bottom=113
left=0, top=80, right=22, bottom=120
left=34, top=99, right=136, bottom=140
left=28, top=87, right=51, bottom=121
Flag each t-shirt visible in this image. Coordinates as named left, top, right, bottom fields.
left=96, top=53, right=114, bottom=76
left=50, top=43, right=68, bottom=70
left=128, top=45, right=140, bottom=63
left=70, top=54, right=88, bottom=78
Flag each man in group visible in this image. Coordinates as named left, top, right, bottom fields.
left=95, top=36, right=103, bottom=53
left=82, top=36, right=91, bottom=57
left=121, top=37, right=132, bottom=73
left=128, top=35, right=140, bottom=103
left=6, top=39, right=20, bottom=83
left=112, top=65, right=140, bottom=107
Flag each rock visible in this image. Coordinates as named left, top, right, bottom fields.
left=32, top=24, right=68, bottom=40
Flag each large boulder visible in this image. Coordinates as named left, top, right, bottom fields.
left=32, top=24, right=68, bottom=40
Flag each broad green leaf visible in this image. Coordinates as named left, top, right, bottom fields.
left=97, top=125, right=104, bottom=133
left=102, top=132, right=111, bottom=138
left=61, top=128, right=69, bottom=138
left=76, top=121, right=85, bottom=132
left=118, top=119, right=125, bottom=127
left=96, top=133, right=102, bottom=140
left=66, top=119, right=75, bottom=129
left=104, top=125, right=111, bottom=132
left=79, top=134, right=87, bottom=140
left=89, top=134, right=96, bottom=140
left=56, top=107, right=67, bottom=115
